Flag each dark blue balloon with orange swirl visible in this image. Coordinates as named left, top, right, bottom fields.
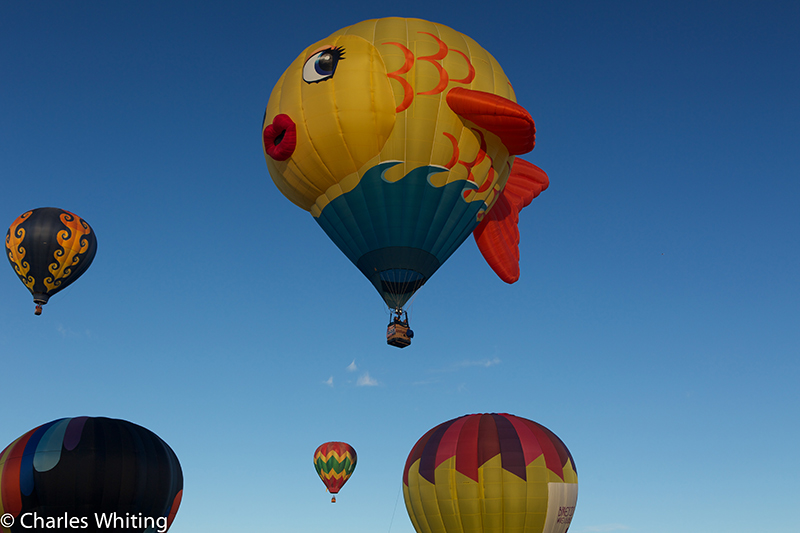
left=5, top=207, right=97, bottom=314
left=0, top=417, right=183, bottom=533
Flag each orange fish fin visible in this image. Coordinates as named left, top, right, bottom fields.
left=473, top=159, right=549, bottom=283
left=446, top=87, right=536, bottom=155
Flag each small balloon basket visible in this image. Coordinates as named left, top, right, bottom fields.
left=386, top=309, right=413, bottom=348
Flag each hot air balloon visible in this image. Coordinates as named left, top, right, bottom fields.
left=403, top=413, right=577, bottom=533
left=262, top=17, right=549, bottom=347
left=5, top=207, right=97, bottom=315
left=313, top=442, right=357, bottom=503
left=0, top=417, right=183, bottom=533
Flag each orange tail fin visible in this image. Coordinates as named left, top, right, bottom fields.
left=473, top=159, right=549, bottom=283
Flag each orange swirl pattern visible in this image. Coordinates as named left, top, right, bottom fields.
left=44, top=212, right=93, bottom=292
left=6, top=211, right=33, bottom=289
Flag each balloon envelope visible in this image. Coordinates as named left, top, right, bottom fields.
left=403, top=413, right=577, bottom=533
left=263, top=18, right=543, bottom=310
left=0, top=417, right=183, bottom=533
left=313, top=441, right=357, bottom=501
left=5, top=207, right=97, bottom=314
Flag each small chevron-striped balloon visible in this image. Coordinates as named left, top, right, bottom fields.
left=313, top=441, right=357, bottom=503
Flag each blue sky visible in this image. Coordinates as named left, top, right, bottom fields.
left=1, top=1, right=798, bottom=532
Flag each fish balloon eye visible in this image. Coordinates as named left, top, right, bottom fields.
left=303, top=46, right=344, bottom=83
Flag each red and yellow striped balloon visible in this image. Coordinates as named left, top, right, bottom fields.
left=403, top=413, right=578, bottom=533
left=313, top=441, right=357, bottom=503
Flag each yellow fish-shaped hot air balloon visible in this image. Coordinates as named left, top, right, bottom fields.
left=263, top=18, right=549, bottom=329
